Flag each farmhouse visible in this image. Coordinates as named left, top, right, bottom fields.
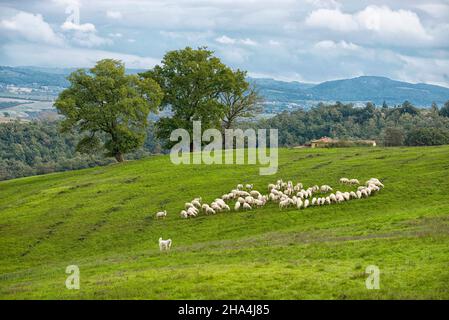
left=310, top=137, right=377, bottom=148
left=310, top=137, right=334, bottom=148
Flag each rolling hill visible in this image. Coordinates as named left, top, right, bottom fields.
left=1, top=66, right=448, bottom=108
left=304, top=76, right=449, bottom=106
left=1, top=146, right=448, bottom=299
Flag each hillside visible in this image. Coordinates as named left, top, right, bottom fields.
left=1, top=146, right=448, bottom=299
left=305, top=76, right=449, bottom=106
left=2, top=66, right=448, bottom=110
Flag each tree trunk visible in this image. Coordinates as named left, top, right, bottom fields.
left=115, top=152, right=124, bottom=162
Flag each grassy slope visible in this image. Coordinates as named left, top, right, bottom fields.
left=0, top=146, right=448, bottom=299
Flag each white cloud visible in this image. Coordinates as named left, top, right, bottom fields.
left=305, top=8, right=358, bottom=32
left=2, top=43, right=159, bottom=69
left=305, top=5, right=431, bottom=44
left=356, top=5, right=431, bottom=42
left=414, top=3, right=449, bottom=19
left=108, top=33, right=123, bottom=38
left=314, top=40, right=359, bottom=50
left=70, top=32, right=113, bottom=47
left=0, top=11, right=64, bottom=46
left=240, top=38, right=258, bottom=46
left=61, top=21, right=96, bottom=32
left=106, top=10, right=122, bottom=19
left=305, top=0, right=341, bottom=9
left=215, top=35, right=258, bottom=46
left=396, top=54, right=449, bottom=87
left=60, top=18, right=111, bottom=48
left=215, top=35, right=236, bottom=45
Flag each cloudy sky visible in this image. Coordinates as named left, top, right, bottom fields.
left=1, top=0, right=449, bottom=86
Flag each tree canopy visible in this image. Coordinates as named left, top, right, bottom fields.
left=142, top=47, right=257, bottom=147
left=55, top=59, right=163, bottom=162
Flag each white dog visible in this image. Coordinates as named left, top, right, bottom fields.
left=159, top=237, right=172, bottom=251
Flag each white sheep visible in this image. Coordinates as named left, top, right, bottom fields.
left=159, top=237, right=172, bottom=251
left=180, top=210, right=188, bottom=218
left=349, top=179, right=360, bottom=185
left=245, top=184, right=253, bottom=190
left=250, top=190, right=261, bottom=198
left=237, top=184, right=244, bottom=190
left=243, top=203, right=252, bottom=210
left=339, top=177, right=349, bottom=184
left=320, top=185, right=333, bottom=193
left=304, top=199, right=310, bottom=208
left=155, top=210, right=167, bottom=219
left=234, top=201, right=241, bottom=211
left=279, top=199, right=290, bottom=209
left=191, top=200, right=201, bottom=208
left=205, top=207, right=216, bottom=215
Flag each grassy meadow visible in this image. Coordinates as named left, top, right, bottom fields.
left=0, top=146, right=448, bottom=299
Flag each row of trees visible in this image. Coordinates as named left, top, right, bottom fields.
left=255, top=101, right=449, bottom=147
left=55, top=47, right=261, bottom=162
left=2, top=100, right=449, bottom=180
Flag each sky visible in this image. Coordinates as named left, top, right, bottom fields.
left=0, top=0, right=449, bottom=86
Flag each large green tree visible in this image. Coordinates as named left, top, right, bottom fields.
left=55, top=59, right=163, bottom=162
left=142, top=47, right=245, bottom=147
left=220, top=70, right=263, bottom=130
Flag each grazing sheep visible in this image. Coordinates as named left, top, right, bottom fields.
left=311, top=197, right=317, bottom=206
left=304, top=199, right=310, bottom=208
left=356, top=191, right=362, bottom=199
left=339, top=177, right=349, bottom=184
left=211, top=203, right=222, bottom=212
left=320, top=185, right=333, bottom=193
left=246, top=184, right=253, bottom=190
left=296, top=199, right=303, bottom=209
left=159, top=237, right=172, bottom=251
left=350, top=191, right=357, bottom=199
left=237, top=184, right=244, bottom=190
left=349, top=179, right=360, bottom=185
left=191, top=200, right=201, bottom=208
left=185, top=202, right=194, bottom=210
left=180, top=210, right=188, bottom=218
left=205, top=207, right=216, bottom=215
left=243, top=203, right=252, bottom=210
left=234, top=201, right=241, bottom=211
left=237, top=197, right=245, bottom=204
left=245, top=196, right=255, bottom=204
left=250, top=190, right=261, bottom=198
left=187, top=208, right=197, bottom=217
left=329, top=193, right=337, bottom=203
left=155, top=210, right=167, bottom=219
left=279, top=199, right=290, bottom=209
left=325, top=197, right=331, bottom=205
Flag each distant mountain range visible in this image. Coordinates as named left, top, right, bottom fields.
left=249, top=76, right=449, bottom=107
left=1, top=66, right=448, bottom=108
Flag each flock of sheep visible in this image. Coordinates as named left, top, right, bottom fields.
left=155, top=177, right=384, bottom=220
left=156, top=177, right=384, bottom=250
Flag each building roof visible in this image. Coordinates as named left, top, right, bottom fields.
left=310, top=137, right=334, bottom=143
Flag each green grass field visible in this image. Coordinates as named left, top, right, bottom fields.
left=1, top=146, right=448, bottom=299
